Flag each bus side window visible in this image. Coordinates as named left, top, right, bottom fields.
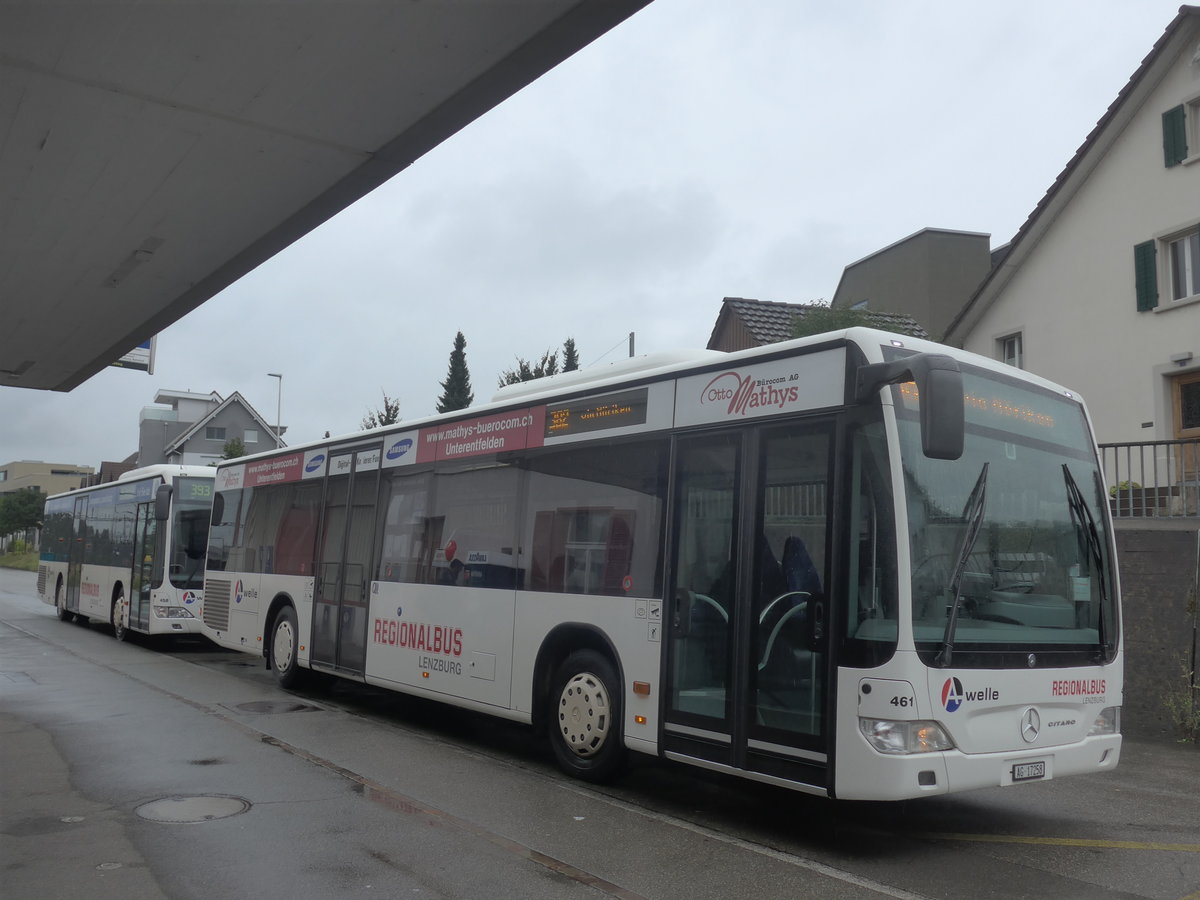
left=846, top=424, right=898, bottom=659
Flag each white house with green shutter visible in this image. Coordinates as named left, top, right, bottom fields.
left=944, top=6, right=1200, bottom=451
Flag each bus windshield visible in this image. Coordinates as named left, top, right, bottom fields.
left=170, top=477, right=213, bottom=590
left=896, top=367, right=1117, bottom=668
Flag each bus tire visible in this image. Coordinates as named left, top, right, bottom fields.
left=271, top=605, right=305, bottom=690
left=55, top=579, right=73, bottom=623
left=111, top=587, right=128, bottom=642
left=548, top=649, right=625, bottom=783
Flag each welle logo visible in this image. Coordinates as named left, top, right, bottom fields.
left=941, top=677, right=1000, bottom=712
left=700, top=371, right=800, bottom=417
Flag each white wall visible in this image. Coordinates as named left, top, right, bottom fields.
left=964, top=30, right=1200, bottom=446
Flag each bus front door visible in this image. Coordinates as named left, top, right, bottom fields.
left=311, top=448, right=381, bottom=677
left=664, top=424, right=831, bottom=790
left=65, top=496, right=88, bottom=615
left=129, top=502, right=156, bottom=633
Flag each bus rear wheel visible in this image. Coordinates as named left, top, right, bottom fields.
left=111, top=588, right=128, bottom=642
left=548, top=649, right=625, bottom=783
left=271, top=606, right=305, bottom=689
left=55, top=580, right=74, bottom=623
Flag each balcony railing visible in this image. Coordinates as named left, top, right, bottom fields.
left=1099, top=439, right=1200, bottom=518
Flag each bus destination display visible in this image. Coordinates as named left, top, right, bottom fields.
left=545, top=388, right=649, bottom=437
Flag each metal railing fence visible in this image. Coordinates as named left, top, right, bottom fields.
left=1099, top=439, right=1200, bottom=518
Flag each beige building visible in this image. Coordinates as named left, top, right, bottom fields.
left=0, top=460, right=94, bottom=497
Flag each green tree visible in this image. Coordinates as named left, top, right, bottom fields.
left=222, top=437, right=247, bottom=459
left=499, top=338, right=579, bottom=387
left=499, top=350, right=558, bottom=387
left=562, top=337, right=580, bottom=373
left=362, top=393, right=402, bottom=429
left=437, top=331, right=474, bottom=413
left=790, top=305, right=875, bottom=338
left=0, top=488, right=46, bottom=537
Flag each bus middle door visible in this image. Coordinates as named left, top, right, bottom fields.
left=129, top=501, right=156, bottom=633
left=311, top=447, right=381, bottom=677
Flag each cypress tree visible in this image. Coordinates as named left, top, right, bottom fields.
left=437, top=331, right=474, bottom=413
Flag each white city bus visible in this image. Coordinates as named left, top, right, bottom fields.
left=40, top=465, right=214, bottom=640
left=200, top=329, right=1121, bottom=800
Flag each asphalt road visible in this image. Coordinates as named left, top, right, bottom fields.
left=1, top=567, right=1198, bottom=900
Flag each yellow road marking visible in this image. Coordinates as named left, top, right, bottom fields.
left=919, top=832, right=1200, bottom=853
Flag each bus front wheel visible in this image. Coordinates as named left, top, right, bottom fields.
left=271, top=606, right=305, bottom=689
left=548, top=649, right=625, bottom=783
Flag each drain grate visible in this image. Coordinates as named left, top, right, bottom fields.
left=135, top=795, right=250, bottom=824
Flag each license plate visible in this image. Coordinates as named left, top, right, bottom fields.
left=1012, top=761, right=1046, bottom=782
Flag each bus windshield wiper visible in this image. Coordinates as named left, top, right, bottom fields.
left=1063, top=465, right=1110, bottom=660
left=935, top=463, right=989, bottom=668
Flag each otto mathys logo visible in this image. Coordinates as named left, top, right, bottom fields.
left=701, top=371, right=800, bottom=417
left=941, top=677, right=964, bottom=712
left=387, top=438, right=414, bottom=460
left=234, top=580, right=244, bottom=604
left=305, top=453, right=326, bottom=474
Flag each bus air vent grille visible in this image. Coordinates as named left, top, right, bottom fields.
left=205, top=579, right=231, bottom=630
left=37, top=565, right=47, bottom=596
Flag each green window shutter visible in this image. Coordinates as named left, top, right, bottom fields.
left=1134, top=240, right=1158, bottom=311
left=1162, top=105, right=1187, bottom=167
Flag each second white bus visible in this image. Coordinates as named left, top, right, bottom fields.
left=40, top=465, right=214, bottom=639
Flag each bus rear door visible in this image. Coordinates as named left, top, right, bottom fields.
left=66, top=496, right=88, bottom=616
left=311, top=447, right=381, bottom=677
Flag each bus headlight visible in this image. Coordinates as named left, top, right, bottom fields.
left=859, top=718, right=955, bottom=754
left=153, top=606, right=196, bottom=619
left=1087, top=706, right=1120, bottom=736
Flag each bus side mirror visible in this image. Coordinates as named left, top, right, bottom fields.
left=211, top=492, right=225, bottom=524
left=855, top=353, right=964, bottom=460
left=155, top=484, right=172, bottom=522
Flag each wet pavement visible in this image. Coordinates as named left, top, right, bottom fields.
left=2, top=567, right=1198, bottom=900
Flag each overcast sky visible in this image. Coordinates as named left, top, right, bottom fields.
left=0, top=0, right=1187, bottom=470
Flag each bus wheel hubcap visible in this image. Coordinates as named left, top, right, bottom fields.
left=558, top=673, right=610, bottom=758
left=274, top=621, right=294, bottom=669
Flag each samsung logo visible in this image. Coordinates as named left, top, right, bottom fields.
left=387, top=439, right=413, bottom=460
left=305, top=453, right=326, bottom=473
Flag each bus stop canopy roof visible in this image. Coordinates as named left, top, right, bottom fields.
left=1, top=1, right=648, bottom=392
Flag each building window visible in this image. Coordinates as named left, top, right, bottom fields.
left=206, top=426, right=226, bottom=441
left=1168, top=226, right=1200, bottom=302
left=1191, top=96, right=1200, bottom=160
left=998, top=333, right=1023, bottom=369
left=1163, top=104, right=1188, bottom=167
left=244, top=429, right=258, bottom=444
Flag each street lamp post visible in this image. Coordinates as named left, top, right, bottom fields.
left=267, top=373, right=282, bottom=443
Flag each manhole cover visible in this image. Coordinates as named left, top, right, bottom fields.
left=233, top=700, right=321, bottom=714
left=135, top=795, right=250, bottom=824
